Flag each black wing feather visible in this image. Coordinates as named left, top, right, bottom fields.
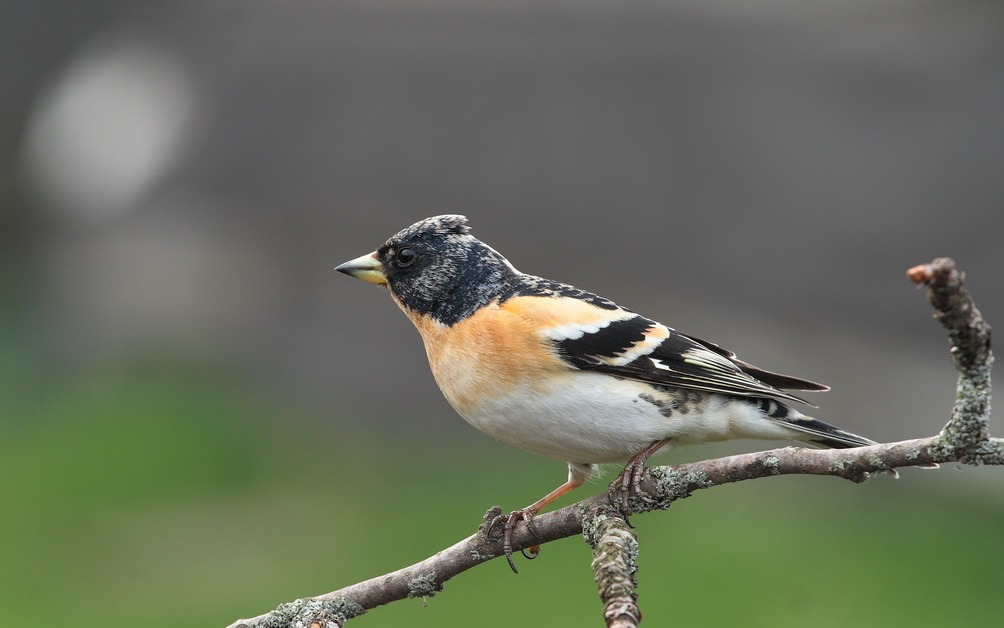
left=555, top=316, right=652, bottom=368
left=682, top=335, right=828, bottom=392
left=554, top=313, right=827, bottom=406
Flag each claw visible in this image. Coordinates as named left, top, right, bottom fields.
left=483, top=475, right=589, bottom=572
left=487, top=508, right=540, bottom=573
left=608, top=438, right=671, bottom=520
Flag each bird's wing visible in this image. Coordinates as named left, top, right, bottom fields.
left=503, top=290, right=826, bottom=406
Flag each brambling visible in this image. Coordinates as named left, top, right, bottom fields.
left=337, top=215, right=885, bottom=571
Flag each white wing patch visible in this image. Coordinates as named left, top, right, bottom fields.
left=600, top=321, right=671, bottom=366
left=540, top=306, right=637, bottom=342
left=543, top=320, right=610, bottom=341
left=649, top=357, right=673, bottom=371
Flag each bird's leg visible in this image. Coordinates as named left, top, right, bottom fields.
left=610, top=438, right=671, bottom=520
left=487, top=478, right=583, bottom=573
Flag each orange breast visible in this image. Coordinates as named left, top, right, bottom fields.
left=406, top=298, right=570, bottom=416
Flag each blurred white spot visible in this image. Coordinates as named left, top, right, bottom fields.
left=21, top=39, right=194, bottom=220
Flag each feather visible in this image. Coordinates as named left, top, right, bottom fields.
left=509, top=287, right=826, bottom=406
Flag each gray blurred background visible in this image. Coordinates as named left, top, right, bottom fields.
left=3, top=1, right=1002, bottom=626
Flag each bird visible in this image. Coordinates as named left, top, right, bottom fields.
left=336, top=214, right=887, bottom=571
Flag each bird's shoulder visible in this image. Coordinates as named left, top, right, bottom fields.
left=414, top=275, right=636, bottom=382
left=493, top=276, right=826, bottom=404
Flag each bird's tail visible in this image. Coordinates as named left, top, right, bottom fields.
left=781, top=415, right=878, bottom=449
left=778, top=414, right=938, bottom=474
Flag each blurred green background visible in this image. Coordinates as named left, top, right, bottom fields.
left=3, top=1, right=1003, bottom=627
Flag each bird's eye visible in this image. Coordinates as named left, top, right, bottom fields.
left=395, top=247, right=417, bottom=266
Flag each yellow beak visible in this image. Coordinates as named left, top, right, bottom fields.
left=335, top=251, right=387, bottom=285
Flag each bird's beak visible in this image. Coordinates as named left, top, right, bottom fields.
left=335, top=251, right=387, bottom=285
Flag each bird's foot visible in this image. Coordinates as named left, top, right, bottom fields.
left=608, top=458, right=646, bottom=524
left=486, top=508, right=542, bottom=573
left=608, top=438, right=671, bottom=522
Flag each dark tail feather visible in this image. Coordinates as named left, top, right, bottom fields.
left=783, top=416, right=878, bottom=449
left=781, top=415, right=938, bottom=474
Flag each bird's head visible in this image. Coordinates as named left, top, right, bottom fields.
left=336, top=215, right=519, bottom=325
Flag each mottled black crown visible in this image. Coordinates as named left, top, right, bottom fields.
left=376, top=215, right=518, bottom=325
left=390, top=214, right=471, bottom=241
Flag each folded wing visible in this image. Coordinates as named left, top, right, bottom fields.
left=518, top=293, right=827, bottom=405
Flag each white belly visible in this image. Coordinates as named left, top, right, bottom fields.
left=451, top=371, right=762, bottom=464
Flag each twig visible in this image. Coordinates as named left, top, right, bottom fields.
left=228, top=257, right=996, bottom=628
left=908, top=258, right=997, bottom=464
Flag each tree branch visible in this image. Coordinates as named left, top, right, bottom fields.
left=228, top=257, right=996, bottom=628
left=584, top=503, right=640, bottom=628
